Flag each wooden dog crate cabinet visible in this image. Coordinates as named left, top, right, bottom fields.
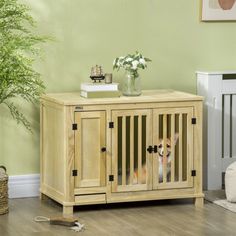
left=40, top=90, right=204, bottom=215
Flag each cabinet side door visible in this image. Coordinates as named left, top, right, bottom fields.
left=74, top=111, right=106, bottom=189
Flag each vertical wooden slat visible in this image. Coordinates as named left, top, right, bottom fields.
left=179, top=113, right=183, bottom=182
left=163, top=114, right=167, bottom=184
left=130, top=116, right=134, bottom=185
left=182, top=114, right=188, bottom=181
left=171, top=114, right=175, bottom=183
left=122, top=117, right=126, bottom=185
left=112, top=115, right=118, bottom=191
left=138, top=115, right=142, bottom=184
left=152, top=112, right=159, bottom=188
left=156, top=114, right=160, bottom=185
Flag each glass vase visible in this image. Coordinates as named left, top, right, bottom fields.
left=122, top=71, right=141, bottom=96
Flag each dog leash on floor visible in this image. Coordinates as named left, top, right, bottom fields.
left=34, top=216, right=85, bottom=232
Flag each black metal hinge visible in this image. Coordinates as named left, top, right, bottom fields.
left=191, top=118, right=197, bottom=125
left=109, top=122, right=114, bottom=128
left=191, top=170, right=196, bottom=177
left=72, top=123, right=78, bottom=130
left=109, top=175, right=114, bottom=181
left=72, top=170, right=78, bottom=176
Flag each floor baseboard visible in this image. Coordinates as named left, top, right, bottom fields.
left=8, top=174, right=40, bottom=199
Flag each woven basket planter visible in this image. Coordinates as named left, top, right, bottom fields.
left=0, top=166, right=9, bottom=215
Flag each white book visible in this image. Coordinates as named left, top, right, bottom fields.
left=80, top=90, right=121, bottom=98
left=81, top=82, right=119, bottom=92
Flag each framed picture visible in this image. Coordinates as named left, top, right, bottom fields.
left=202, top=0, right=236, bottom=21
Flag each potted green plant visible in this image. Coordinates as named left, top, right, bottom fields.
left=0, top=0, right=48, bottom=131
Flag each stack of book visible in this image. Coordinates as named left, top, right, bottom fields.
left=80, top=82, right=120, bottom=98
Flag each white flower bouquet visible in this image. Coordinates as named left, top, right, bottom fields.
left=113, top=51, right=151, bottom=78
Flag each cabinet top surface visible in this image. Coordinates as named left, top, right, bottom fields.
left=41, top=90, right=203, bottom=106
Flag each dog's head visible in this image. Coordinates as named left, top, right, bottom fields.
left=158, top=133, right=179, bottom=163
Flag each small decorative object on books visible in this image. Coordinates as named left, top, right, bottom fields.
left=104, top=73, right=112, bottom=84
left=90, top=65, right=105, bottom=82
left=80, top=82, right=120, bottom=98
left=113, top=51, right=151, bottom=96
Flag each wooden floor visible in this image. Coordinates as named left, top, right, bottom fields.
left=0, top=197, right=236, bottom=236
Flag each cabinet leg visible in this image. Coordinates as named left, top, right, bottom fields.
left=39, top=193, right=47, bottom=200
left=195, top=197, right=204, bottom=208
left=63, top=206, right=74, bottom=217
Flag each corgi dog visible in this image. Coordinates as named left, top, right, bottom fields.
left=158, top=133, right=179, bottom=182
left=133, top=133, right=179, bottom=184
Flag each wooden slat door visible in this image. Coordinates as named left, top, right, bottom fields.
left=74, top=111, right=106, bottom=192
left=152, top=107, right=194, bottom=190
left=111, top=109, right=152, bottom=193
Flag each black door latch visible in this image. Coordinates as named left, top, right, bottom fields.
left=147, top=145, right=158, bottom=153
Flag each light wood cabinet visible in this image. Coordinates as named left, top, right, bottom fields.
left=40, top=90, right=204, bottom=216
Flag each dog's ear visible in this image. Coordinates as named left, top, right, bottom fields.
left=174, top=133, right=179, bottom=145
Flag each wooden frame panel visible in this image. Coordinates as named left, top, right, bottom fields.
left=74, top=111, right=106, bottom=192
left=40, top=103, right=66, bottom=200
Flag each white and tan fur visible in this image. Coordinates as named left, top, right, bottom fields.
left=158, top=133, right=179, bottom=182
left=133, top=133, right=179, bottom=184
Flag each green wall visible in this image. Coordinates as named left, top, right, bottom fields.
left=1, top=0, right=236, bottom=175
